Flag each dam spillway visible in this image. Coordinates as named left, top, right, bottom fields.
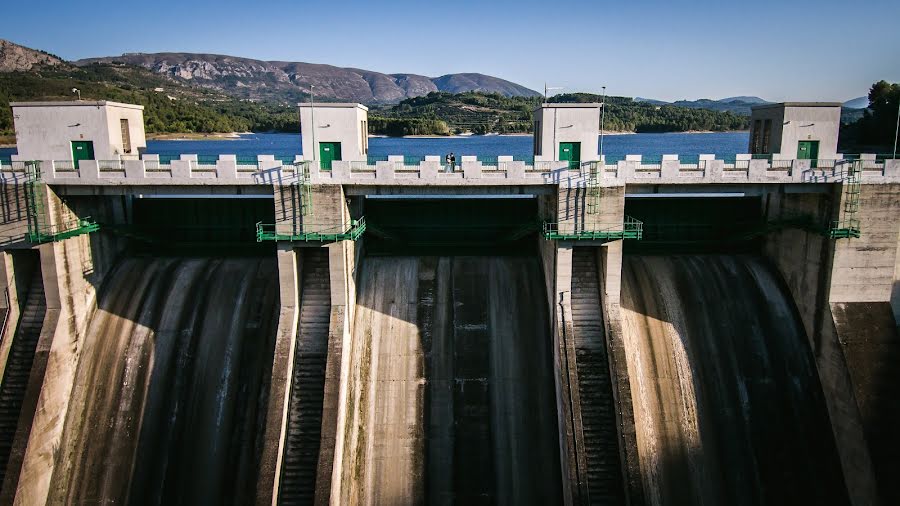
left=2, top=101, right=900, bottom=505
left=620, top=255, right=848, bottom=505
left=51, top=257, right=279, bottom=505
left=341, top=255, right=562, bottom=505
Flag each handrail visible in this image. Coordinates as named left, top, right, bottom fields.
left=543, top=216, right=643, bottom=240
left=256, top=217, right=366, bottom=242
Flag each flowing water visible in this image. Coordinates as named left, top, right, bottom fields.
left=53, top=257, right=279, bottom=505
left=620, top=255, right=848, bottom=505
left=342, top=256, right=561, bottom=505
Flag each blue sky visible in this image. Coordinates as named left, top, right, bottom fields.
left=4, top=0, right=899, bottom=102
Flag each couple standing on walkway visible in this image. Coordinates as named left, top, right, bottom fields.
left=444, top=153, right=456, bottom=172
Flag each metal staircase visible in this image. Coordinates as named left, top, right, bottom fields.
left=586, top=162, right=600, bottom=215
left=24, top=162, right=98, bottom=243
left=295, top=162, right=313, bottom=217
left=0, top=271, right=46, bottom=488
left=571, top=248, right=625, bottom=505
left=828, top=160, right=862, bottom=239
left=279, top=249, right=331, bottom=505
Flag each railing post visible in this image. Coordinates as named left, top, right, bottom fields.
left=79, top=160, right=100, bottom=182
left=216, top=155, right=238, bottom=180
left=375, top=160, right=395, bottom=180
left=124, top=159, right=145, bottom=179
left=885, top=158, right=900, bottom=178
left=462, top=156, right=480, bottom=179
left=661, top=155, right=679, bottom=179
left=170, top=159, right=192, bottom=179
left=421, top=157, right=440, bottom=181
left=706, top=158, right=724, bottom=182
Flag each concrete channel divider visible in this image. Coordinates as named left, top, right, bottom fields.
left=255, top=244, right=300, bottom=506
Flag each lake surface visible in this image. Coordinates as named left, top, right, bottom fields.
left=1, top=131, right=750, bottom=161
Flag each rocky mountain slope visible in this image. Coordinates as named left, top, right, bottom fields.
left=0, top=39, right=68, bottom=72
left=75, top=52, right=540, bottom=104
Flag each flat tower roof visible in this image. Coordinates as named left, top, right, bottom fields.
left=298, top=102, right=368, bottom=111
left=10, top=100, right=144, bottom=110
left=537, top=103, right=602, bottom=108
left=751, top=102, right=842, bottom=110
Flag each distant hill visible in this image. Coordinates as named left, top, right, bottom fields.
left=719, top=96, right=769, bottom=104
left=843, top=96, right=869, bottom=109
left=635, top=96, right=773, bottom=115
left=0, top=39, right=68, bottom=72
left=75, top=53, right=541, bottom=104
left=370, top=92, right=750, bottom=136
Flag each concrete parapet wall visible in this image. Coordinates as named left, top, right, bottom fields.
left=8, top=155, right=894, bottom=188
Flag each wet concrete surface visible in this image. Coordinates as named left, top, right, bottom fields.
left=51, top=257, right=279, bottom=505
left=346, top=256, right=561, bottom=505
left=620, top=255, right=849, bottom=506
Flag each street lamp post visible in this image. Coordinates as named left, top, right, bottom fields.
left=309, top=85, right=317, bottom=162
left=599, top=86, right=607, bottom=163
left=893, top=95, right=899, bottom=159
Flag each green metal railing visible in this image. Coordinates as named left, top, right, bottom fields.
left=543, top=216, right=643, bottom=241
left=292, top=161, right=313, bottom=216
left=828, top=160, right=862, bottom=239
left=24, top=162, right=99, bottom=243
left=236, top=156, right=259, bottom=167
left=276, top=154, right=298, bottom=165
left=585, top=162, right=600, bottom=215
left=256, top=217, right=366, bottom=242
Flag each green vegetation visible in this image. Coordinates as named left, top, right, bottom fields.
left=840, top=80, right=899, bottom=152
left=2, top=63, right=748, bottom=139
left=367, top=91, right=748, bottom=136
left=0, top=64, right=297, bottom=135
left=549, top=93, right=748, bottom=132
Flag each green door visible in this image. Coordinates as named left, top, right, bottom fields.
left=797, top=140, right=819, bottom=168
left=71, top=141, right=95, bottom=168
left=319, top=142, right=341, bottom=170
left=559, top=142, right=581, bottom=168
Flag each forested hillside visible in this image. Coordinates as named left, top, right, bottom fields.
left=368, top=92, right=749, bottom=135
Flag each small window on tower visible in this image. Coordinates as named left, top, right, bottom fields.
left=534, top=121, right=542, bottom=155
left=762, top=119, right=772, bottom=153
left=120, top=119, right=131, bottom=154
left=751, top=120, right=762, bottom=153
left=361, top=120, right=368, bottom=155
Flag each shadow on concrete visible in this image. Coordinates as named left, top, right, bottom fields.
left=619, top=254, right=850, bottom=505
left=346, top=254, right=562, bottom=505
left=832, top=301, right=900, bottom=505
left=52, top=256, right=280, bottom=505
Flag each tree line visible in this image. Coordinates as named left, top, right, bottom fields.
left=2, top=63, right=749, bottom=138
left=839, top=80, right=899, bottom=152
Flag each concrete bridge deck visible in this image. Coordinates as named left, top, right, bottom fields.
left=3, top=154, right=898, bottom=187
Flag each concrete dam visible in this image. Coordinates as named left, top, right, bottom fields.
left=0, top=100, right=899, bottom=505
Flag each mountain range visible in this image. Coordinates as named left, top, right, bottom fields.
left=3, top=38, right=872, bottom=111
left=74, top=52, right=541, bottom=104
left=636, top=95, right=869, bottom=118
